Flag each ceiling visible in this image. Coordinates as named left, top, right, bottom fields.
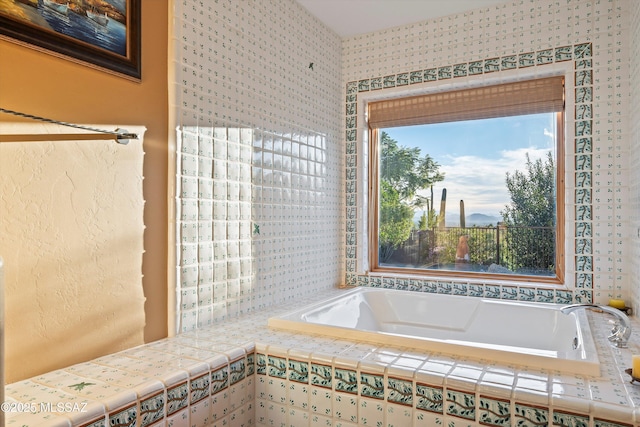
left=295, top=0, right=509, bottom=38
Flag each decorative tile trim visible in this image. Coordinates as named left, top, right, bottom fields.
left=519, top=287, right=535, bottom=302
left=485, top=284, right=501, bottom=299
left=424, top=68, right=437, bottom=81
left=514, top=402, right=549, bottom=427
left=446, top=388, right=476, bottom=420
left=230, top=357, right=246, bottom=386
left=109, top=404, right=136, bottom=427
left=267, top=355, right=287, bottom=379
left=334, top=368, right=358, bottom=394
left=469, top=60, right=484, bottom=75
left=344, top=42, right=594, bottom=305
left=190, top=373, right=210, bottom=404
left=166, top=381, right=189, bottom=415
left=247, top=352, right=255, bottom=376
left=387, top=376, right=413, bottom=406
left=594, top=419, right=634, bottom=427
left=518, top=52, right=536, bottom=67
left=383, top=75, right=396, bottom=88
left=140, top=391, right=165, bottom=427
left=437, top=66, right=452, bottom=79
left=484, top=58, right=500, bottom=73
left=555, top=289, right=573, bottom=304
left=468, top=284, right=484, bottom=297
left=17, top=333, right=636, bottom=427
left=409, top=71, right=423, bottom=84
left=536, top=288, right=554, bottom=303
left=537, top=49, right=554, bottom=65
left=360, top=372, right=384, bottom=399
left=501, top=55, right=517, bottom=70
left=288, top=359, right=309, bottom=384
left=478, top=395, right=511, bottom=426
left=452, top=283, right=467, bottom=295
left=415, top=383, right=443, bottom=414
left=310, top=363, right=332, bottom=389
left=211, top=365, right=229, bottom=394
left=256, top=353, right=267, bottom=375
left=453, top=63, right=468, bottom=77
left=81, top=418, right=107, bottom=427
left=501, top=286, right=518, bottom=300
left=555, top=46, right=573, bottom=62
left=553, top=409, right=590, bottom=427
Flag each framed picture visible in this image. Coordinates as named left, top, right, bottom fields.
left=0, top=0, right=141, bottom=81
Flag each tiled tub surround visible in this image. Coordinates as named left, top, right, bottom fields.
left=342, top=0, right=634, bottom=311
left=632, top=0, right=640, bottom=314
left=5, top=289, right=640, bottom=427
left=4, top=338, right=257, bottom=427
left=345, top=40, right=600, bottom=304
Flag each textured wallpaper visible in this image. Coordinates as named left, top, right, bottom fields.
left=0, top=123, right=146, bottom=382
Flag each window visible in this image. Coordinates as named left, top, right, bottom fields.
left=368, top=77, right=565, bottom=283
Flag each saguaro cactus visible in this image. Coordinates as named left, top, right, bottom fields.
left=438, top=188, right=447, bottom=229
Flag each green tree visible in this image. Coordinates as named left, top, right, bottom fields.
left=501, top=152, right=556, bottom=272
left=418, top=212, right=428, bottom=230
left=379, top=131, right=444, bottom=262
left=379, top=181, right=415, bottom=262
left=412, top=195, right=429, bottom=231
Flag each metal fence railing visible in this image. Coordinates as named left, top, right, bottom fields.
left=387, top=225, right=556, bottom=275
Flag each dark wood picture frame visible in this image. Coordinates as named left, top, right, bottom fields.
left=0, top=0, right=141, bottom=81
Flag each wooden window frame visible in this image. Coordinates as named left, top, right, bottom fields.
left=368, top=80, right=565, bottom=285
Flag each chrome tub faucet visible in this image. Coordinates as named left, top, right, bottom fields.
left=561, top=303, right=632, bottom=348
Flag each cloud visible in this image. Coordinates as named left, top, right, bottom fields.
left=543, top=127, right=556, bottom=140
left=418, top=147, right=553, bottom=217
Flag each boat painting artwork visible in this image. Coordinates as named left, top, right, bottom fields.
left=0, top=0, right=141, bottom=80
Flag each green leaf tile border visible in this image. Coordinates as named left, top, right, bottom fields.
left=189, top=373, right=210, bottom=404
left=514, top=402, right=549, bottom=427
left=360, top=372, right=384, bottom=399
left=140, top=391, right=165, bottom=427
left=166, top=381, right=189, bottom=415
left=211, top=365, right=230, bottom=393
left=76, top=346, right=633, bottom=427
left=108, top=403, right=136, bottom=427
left=344, top=43, right=594, bottom=304
left=251, top=350, right=632, bottom=426
left=478, top=395, right=511, bottom=426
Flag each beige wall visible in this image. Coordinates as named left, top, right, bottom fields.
left=0, top=0, right=169, bottom=382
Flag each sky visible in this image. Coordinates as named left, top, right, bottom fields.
left=383, top=113, right=556, bottom=222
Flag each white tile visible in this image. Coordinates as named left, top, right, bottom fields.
left=358, top=397, right=384, bottom=426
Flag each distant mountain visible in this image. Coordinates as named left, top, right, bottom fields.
left=465, top=213, right=501, bottom=226
left=413, top=212, right=501, bottom=227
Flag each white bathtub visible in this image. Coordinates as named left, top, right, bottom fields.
left=268, top=287, right=600, bottom=376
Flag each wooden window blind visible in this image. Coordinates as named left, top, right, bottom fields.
left=368, top=76, right=564, bottom=129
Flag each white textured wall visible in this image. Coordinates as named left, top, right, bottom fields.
left=0, top=123, right=146, bottom=382
left=342, top=0, right=632, bottom=305
left=172, top=0, right=634, bottom=327
left=172, top=0, right=344, bottom=331
left=630, top=0, right=640, bottom=314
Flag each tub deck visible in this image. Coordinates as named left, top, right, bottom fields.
left=4, top=287, right=639, bottom=427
